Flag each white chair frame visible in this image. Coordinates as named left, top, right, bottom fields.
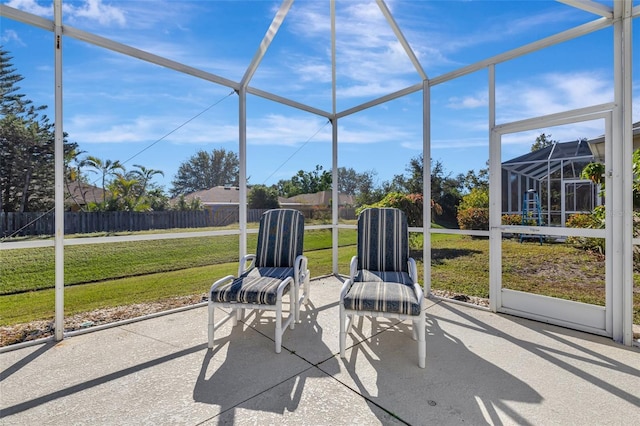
left=340, top=256, right=426, bottom=368
left=208, top=253, right=309, bottom=353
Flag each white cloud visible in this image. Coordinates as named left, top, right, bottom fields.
left=1, top=29, right=23, bottom=45
left=447, top=93, right=488, bottom=109
left=6, top=0, right=126, bottom=26
left=64, top=0, right=126, bottom=27
left=496, top=71, right=612, bottom=123
left=283, top=0, right=419, bottom=98
left=5, top=0, right=51, bottom=17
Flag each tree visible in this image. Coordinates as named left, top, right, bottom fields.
left=170, top=148, right=239, bottom=197
left=385, top=154, right=462, bottom=224
left=337, top=167, right=380, bottom=206
left=107, top=174, right=140, bottom=211
left=276, top=165, right=331, bottom=198
left=128, top=164, right=164, bottom=206
left=248, top=185, right=280, bottom=209
left=81, top=156, right=124, bottom=205
left=531, top=133, right=557, bottom=152
left=129, top=164, right=163, bottom=195
left=0, top=48, right=77, bottom=212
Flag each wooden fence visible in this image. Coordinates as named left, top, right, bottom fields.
left=1, top=206, right=356, bottom=237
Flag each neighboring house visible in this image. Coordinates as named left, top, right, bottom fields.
left=65, top=181, right=109, bottom=211
left=175, top=185, right=240, bottom=207
left=173, top=187, right=355, bottom=222
left=501, top=139, right=598, bottom=226
left=279, top=190, right=354, bottom=208
left=587, top=121, right=640, bottom=162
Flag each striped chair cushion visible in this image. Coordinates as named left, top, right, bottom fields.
left=343, top=280, right=421, bottom=316
left=211, top=267, right=294, bottom=305
left=355, top=269, right=414, bottom=286
left=357, top=208, right=408, bottom=273
left=256, top=209, right=304, bottom=268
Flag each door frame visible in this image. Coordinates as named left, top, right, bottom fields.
left=489, top=105, right=613, bottom=337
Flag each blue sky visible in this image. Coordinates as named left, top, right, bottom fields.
left=1, top=0, right=639, bottom=193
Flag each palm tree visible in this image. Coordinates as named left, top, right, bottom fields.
left=130, top=164, right=163, bottom=194
left=109, top=174, right=140, bottom=211
left=81, top=156, right=124, bottom=204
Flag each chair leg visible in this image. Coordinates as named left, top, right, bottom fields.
left=231, top=308, right=238, bottom=326
left=417, top=312, right=426, bottom=369
left=303, top=272, right=310, bottom=305
left=290, top=287, right=297, bottom=329
left=275, top=298, right=283, bottom=353
left=207, top=302, right=215, bottom=349
left=339, top=305, right=346, bottom=359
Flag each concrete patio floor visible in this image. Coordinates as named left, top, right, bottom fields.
left=1, top=276, right=639, bottom=425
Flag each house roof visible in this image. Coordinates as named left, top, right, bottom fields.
left=279, top=190, right=354, bottom=206
left=501, top=139, right=594, bottom=181
left=587, top=121, right=640, bottom=161
left=175, top=187, right=354, bottom=207
left=64, top=181, right=108, bottom=206
left=176, top=186, right=240, bottom=205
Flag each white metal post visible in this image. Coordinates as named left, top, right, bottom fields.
left=238, top=88, right=247, bottom=258
left=621, top=0, right=634, bottom=347
left=53, top=0, right=64, bottom=341
left=488, top=64, right=501, bottom=312
left=332, top=118, right=339, bottom=274
left=331, top=0, right=339, bottom=275
left=613, top=0, right=634, bottom=345
left=423, top=81, right=431, bottom=295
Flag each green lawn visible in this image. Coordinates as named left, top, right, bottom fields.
left=1, top=229, right=638, bottom=328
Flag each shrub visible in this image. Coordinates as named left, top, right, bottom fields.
left=501, top=214, right=522, bottom=225
left=457, top=207, right=489, bottom=230
left=358, top=192, right=426, bottom=226
left=457, top=209, right=524, bottom=231
left=565, top=211, right=604, bottom=254
left=459, top=188, right=489, bottom=210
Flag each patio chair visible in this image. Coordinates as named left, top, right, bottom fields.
left=208, top=209, right=310, bottom=353
left=339, top=207, right=426, bottom=368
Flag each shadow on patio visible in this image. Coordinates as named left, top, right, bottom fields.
left=1, top=276, right=639, bottom=425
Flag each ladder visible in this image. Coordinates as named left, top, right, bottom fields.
left=520, top=189, right=543, bottom=244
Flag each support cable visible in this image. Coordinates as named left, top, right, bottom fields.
left=261, top=119, right=331, bottom=185
left=1, top=91, right=235, bottom=242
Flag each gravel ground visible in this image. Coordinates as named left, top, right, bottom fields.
left=5, top=291, right=635, bottom=347
left=0, top=294, right=205, bottom=347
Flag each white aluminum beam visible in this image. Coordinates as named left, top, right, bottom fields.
left=377, top=0, right=427, bottom=81
left=0, top=4, right=53, bottom=30
left=430, top=17, right=611, bottom=87
left=336, top=83, right=422, bottom=119
left=62, top=25, right=240, bottom=90
left=423, top=81, right=431, bottom=296
left=239, top=87, right=247, bottom=258
left=331, top=0, right=337, bottom=116
left=331, top=0, right=339, bottom=275
left=494, top=103, right=614, bottom=134
left=622, top=0, right=634, bottom=348
left=246, top=86, right=332, bottom=119
left=557, top=0, right=613, bottom=18
left=241, top=0, right=293, bottom=87
left=614, top=0, right=634, bottom=346
left=488, top=64, right=500, bottom=313
left=54, top=0, right=64, bottom=341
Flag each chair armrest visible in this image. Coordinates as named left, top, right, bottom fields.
left=408, top=257, right=418, bottom=284
left=294, top=254, right=309, bottom=284
left=209, top=275, right=235, bottom=295
left=276, top=276, right=294, bottom=297
left=408, top=257, right=424, bottom=306
left=238, top=254, right=256, bottom=276
left=349, top=256, right=358, bottom=281
left=340, top=278, right=353, bottom=302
